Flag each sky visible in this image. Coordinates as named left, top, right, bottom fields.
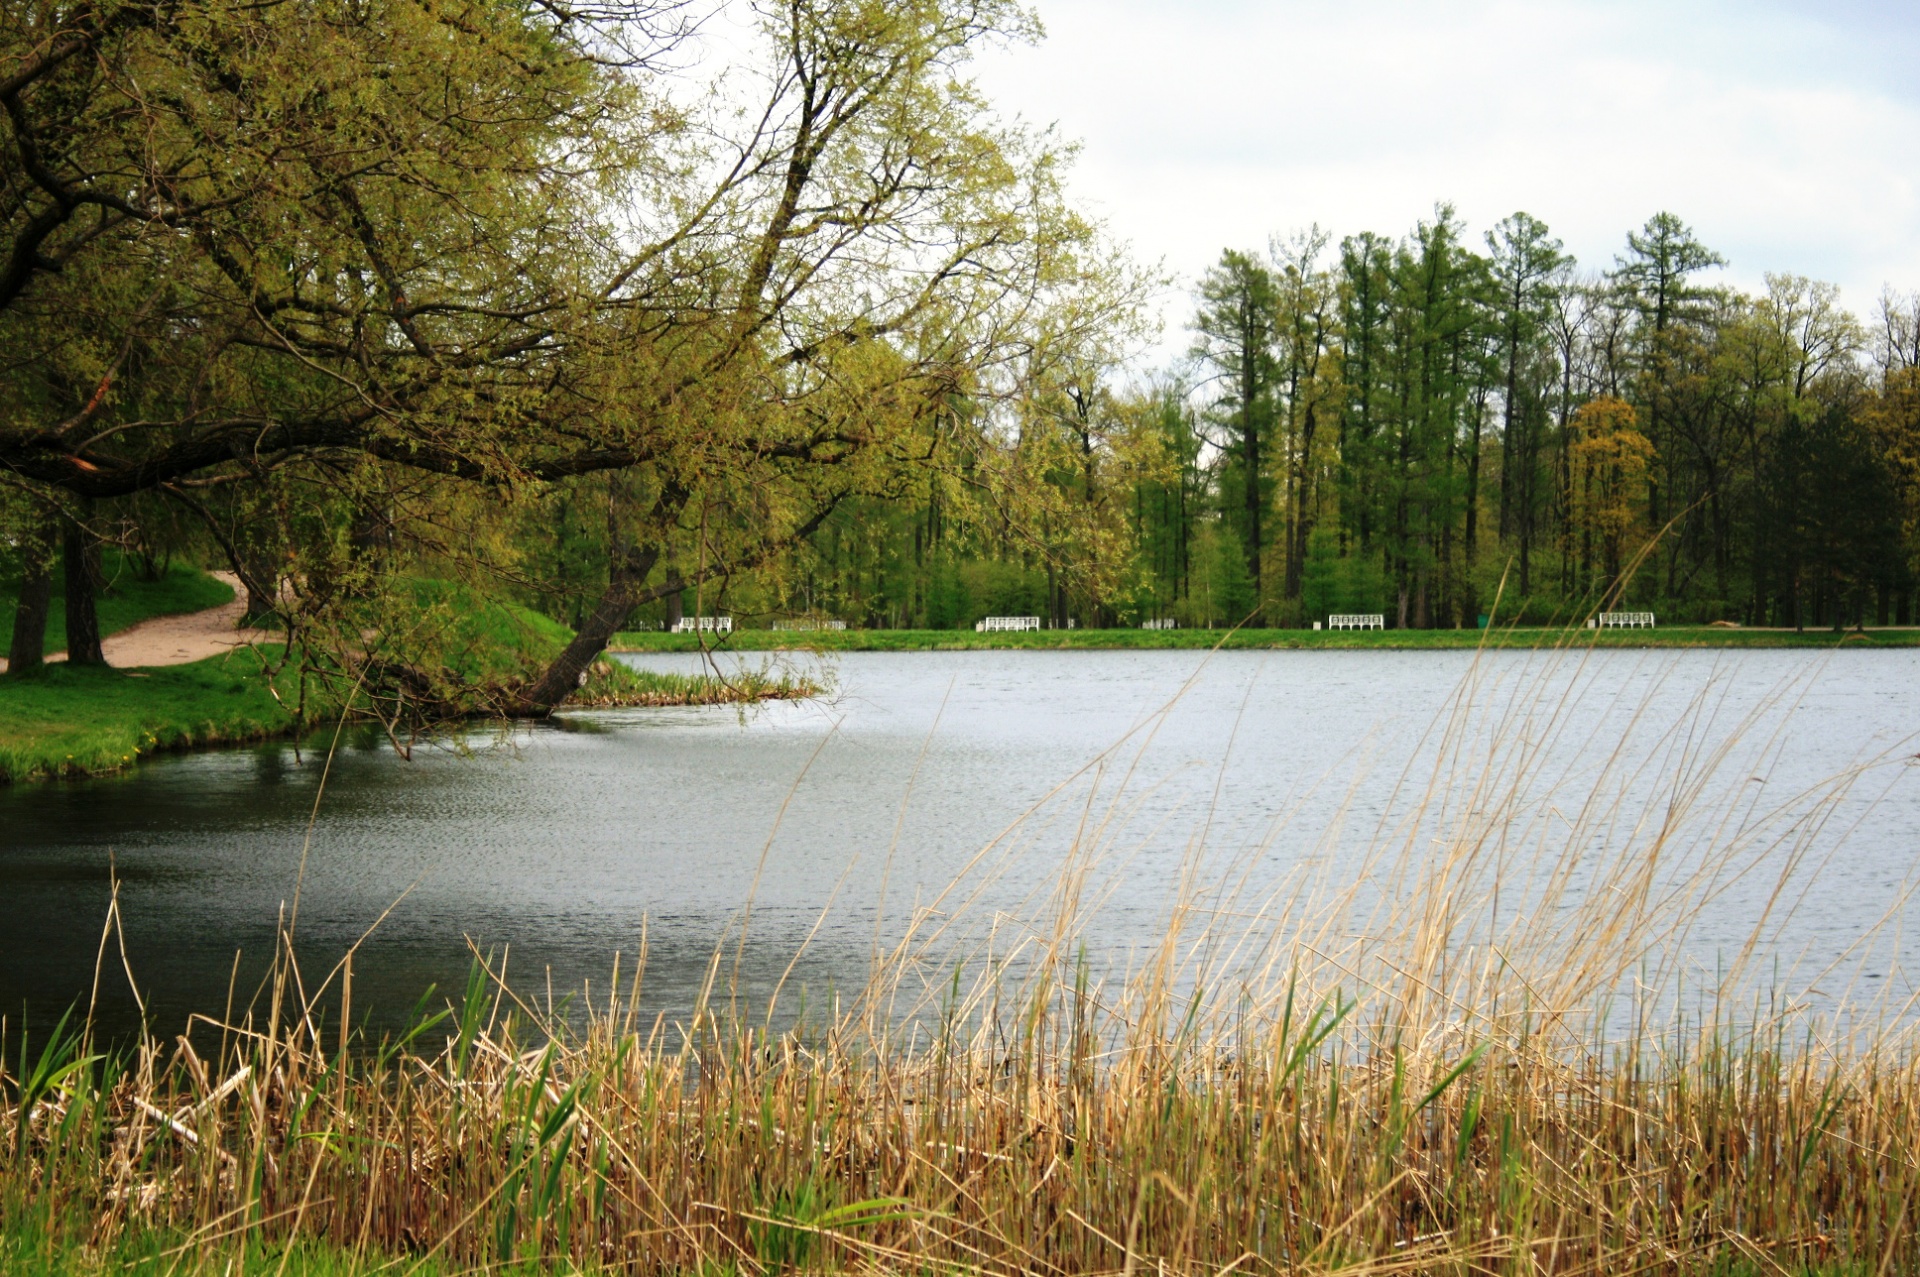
left=969, top=0, right=1920, bottom=363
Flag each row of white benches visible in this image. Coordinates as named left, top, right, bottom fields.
left=1314, top=612, right=1658, bottom=631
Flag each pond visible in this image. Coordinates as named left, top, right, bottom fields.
left=3, top=648, right=1917, bottom=1043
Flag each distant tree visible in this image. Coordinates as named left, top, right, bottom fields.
left=1192, top=251, right=1281, bottom=612
left=1271, top=228, right=1338, bottom=607
left=1337, top=232, right=1394, bottom=554
left=1568, top=397, right=1655, bottom=601
left=1486, top=212, right=1570, bottom=594
left=1610, top=213, right=1726, bottom=547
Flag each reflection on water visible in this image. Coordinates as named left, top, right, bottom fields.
left=2, top=648, right=1916, bottom=1043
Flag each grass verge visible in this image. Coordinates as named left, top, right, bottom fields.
left=613, top=624, right=1920, bottom=652
left=0, top=652, right=302, bottom=782
left=0, top=582, right=817, bottom=782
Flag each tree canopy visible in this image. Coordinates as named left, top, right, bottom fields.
left=3, top=0, right=1139, bottom=707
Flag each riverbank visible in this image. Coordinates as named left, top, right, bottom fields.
left=0, top=652, right=815, bottom=784
left=613, top=622, right=1920, bottom=652
left=1, top=567, right=829, bottom=782
left=0, top=652, right=306, bottom=782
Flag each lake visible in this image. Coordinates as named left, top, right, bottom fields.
left=3, top=648, right=1916, bottom=1042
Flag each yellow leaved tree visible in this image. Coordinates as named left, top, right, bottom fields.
left=1568, top=396, right=1656, bottom=602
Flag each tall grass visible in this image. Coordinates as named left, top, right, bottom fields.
left=4, top=631, right=1917, bottom=1275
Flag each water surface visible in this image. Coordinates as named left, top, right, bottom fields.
left=3, top=648, right=1915, bottom=1040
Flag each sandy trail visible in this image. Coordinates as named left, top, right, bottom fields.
left=0, top=571, right=277, bottom=672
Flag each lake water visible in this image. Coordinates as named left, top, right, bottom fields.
left=3, top=648, right=1917, bottom=1042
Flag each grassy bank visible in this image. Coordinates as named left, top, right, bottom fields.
left=0, top=656, right=812, bottom=783
left=614, top=622, right=1920, bottom=652
left=0, top=653, right=302, bottom=782
left=391, top=580, right=817, bottom=709
left=0, top=579, right=816, bottom=783
left=0, top=554, right=234, bottom=656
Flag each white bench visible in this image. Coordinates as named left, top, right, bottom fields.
left=669, top=616, right=733, bottom=634
left=1327, top=614, right=1385, bottom=630
left=1590, top=612, right=1655, bottom=629
left=1140, top=618, right=1177, bottom=630
left=975, top=616, right=1041, bottom=632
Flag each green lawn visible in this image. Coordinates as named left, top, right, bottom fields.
left=0, top=553, right=234, bottom=656
left=0, top=579, right=812, bottom=783
left=0, top=653, right=303, bottom=782
left=612, top=624, right=1920, bottom=652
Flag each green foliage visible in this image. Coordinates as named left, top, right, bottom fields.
left=999, top=209, right=1916, bottom=634
left=1209, top=528, right=1257, bottom=624
left=924, top=559, right=970, bottom=630
left=1300, top=527, right=1342, bottom=622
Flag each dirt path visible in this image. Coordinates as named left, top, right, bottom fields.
left=0, top=571, right=277, bottom=672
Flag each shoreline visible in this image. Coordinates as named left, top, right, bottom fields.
left=611, top=624, right=1920, bottom=653
left=9, top=623, right=1906, bottom=784
left=0, top=658, right=814, bottom=785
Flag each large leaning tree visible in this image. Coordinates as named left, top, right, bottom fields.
left=1, top=0, right=1130, bottom=707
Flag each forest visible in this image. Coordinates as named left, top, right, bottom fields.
left=737, top=211, right=1920, bottom=635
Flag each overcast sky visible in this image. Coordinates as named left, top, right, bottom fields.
left=970, top=0, right=1920, bottom=361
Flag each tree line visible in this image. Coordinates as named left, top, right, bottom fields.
left=752, top=209, right=1920, bottom=634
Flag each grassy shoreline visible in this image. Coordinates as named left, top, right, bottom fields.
left=0, top=571, right=818, bottom=784
left=0, top=651, right=305, bottom=783
left=613, top=623, right=1920, bottom=652
left=0, top=657, right=813, bottom=784
left=0, top=653, right=815, bottom=785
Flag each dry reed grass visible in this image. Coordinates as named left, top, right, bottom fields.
left=5, top=615, right=1918, bottom=1276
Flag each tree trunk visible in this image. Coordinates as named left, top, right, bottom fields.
left=518, top=543, right=662, bottom=712
left=7, top=516, right=55, bottom=674
left=62, top=517, right=106, bottom=666
left=519, top=480, right=688, bottom=713
left=246, top=579, right=277, bottom=625
left=662, top=571, right=684, bottom=629
left=237, top=539, right=280, bottom=624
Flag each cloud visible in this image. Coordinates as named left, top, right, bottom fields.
left=971, top=0, right=1920, bottom=359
